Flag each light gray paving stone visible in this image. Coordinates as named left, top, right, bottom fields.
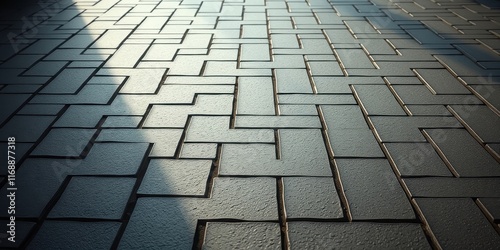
left=335, top=49, right=375, bottom=69
left=27, top=221, right=120, bottom=250
left=242, top=25, right=268, bottom=38
left=241, top=44, right=270, bottom=61
left=49, top=176, right=135, bottom=219
left=336, top=159, right=415, bottom=220
left=405, top=177, right=500, bottom=197
left=371, top=116, right=462, bottom=142
left=353, top=85, right=406, bottom=115
left=415, top=198, right=500, bottom=249
left=237, top=77, right=275, bottom=115
left=180, top=143, right=218, bottom=159
left=235, top=116, right=321, bottom=128
left=0, top=115, right=55, bottom=142
left=138, top=159, right=212, bottom=196
left=308, top=61, right=344, bottom=76
left=185, top=116, right=274, bottom=143
left=279, top=94, right=356, bottom=105
left=32, top=128, right=96, bottom=157
left=424, top=129, right=500, bottom=177
left=203, top=222, right=281, bottom=250
left=220, top=129, right=331, bottom=176
left=275, top=69, right=313, bottom=93
left=283, top=177, right=343, bottom=219
left=73, top=143, right=148, bottom=175
left=385, top=143, right=452, bottom=177
left=478, top=198, right=500, bottom=221
left=104, top=43, right=149, bottom=68
left=414, top=69, right=470, bottom=94
left=144, top=95, right=233, bottom=128
left=97, top=129, right=183, bottom=157
left=288, top=222, right=430, bottom=249
left=278, top=104, right=317, bottom=115
left=271, top=34, right=299, bottom=48
left=449, top=105, right=500, bottom=143
left=119, top=177, right=277, bottom=249
left=102, top=116, right=142, bottom=128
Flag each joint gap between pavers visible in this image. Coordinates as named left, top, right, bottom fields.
left=111, top=143, right=154, bottom=249
left=230, top=76, right=239, bottom=129
left=304, top=55, right=318, bottom=94
left=191, top=220, right=207, bottom=250
left=409, top=198, right=443, bottom=250
left=20, top=174, right=74, bottom=249
left=276, top=177, right=290, bottom=250
left=382, top=78, right=413, bottom=115
left=173, top=115, right=193, bottom=159
left=475, top=198, right=500, bottom=236
left=271, top=69, right=280, bottom=115
left=420, top=129, right=461, bottom=178
left=204, top=143, right=222, bottom=199
left=316, top=105, right=352, bottom=222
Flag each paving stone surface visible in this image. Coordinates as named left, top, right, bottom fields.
left=0, top=0, right=499, bottom=248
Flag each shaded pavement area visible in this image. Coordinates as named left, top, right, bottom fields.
left=0, top=0, right=499, bottom=248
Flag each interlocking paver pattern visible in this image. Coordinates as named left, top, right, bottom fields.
left=0, top=0, right=499, bottom=248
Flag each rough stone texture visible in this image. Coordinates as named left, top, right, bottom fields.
left=288, top=222, right=430, bottom=249
left=203, top=222, right=281, bottom=250
left=1, top=0, right=499, bottom=248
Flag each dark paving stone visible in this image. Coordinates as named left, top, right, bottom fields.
left=336, top=159, right=415, bottom=220
left=27, top=221, right=120, bottom=250
left=288, top=222, right=430, bottom=249
left=404, top=177, right=500, bottom=198
left=415, top=198, right=500, bottom=249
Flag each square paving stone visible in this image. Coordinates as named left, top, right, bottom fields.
left=138, top=159, right=212, bottom=196
left=288, top=222, right=430, bottom=249
left=203, top=222, right=281, bottom=250
left=27, top=221, right=120, bottom=250
left=283, top=177, right=343, bottom=219
left=49, top=176, right=135, bottom=219
left=335, top=159, right=415, bottom=220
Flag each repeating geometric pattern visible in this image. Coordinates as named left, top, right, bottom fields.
left=0, top=0, right=499, bottom=248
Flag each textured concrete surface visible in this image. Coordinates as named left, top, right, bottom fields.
left=0, top=0, right=499, bottom=249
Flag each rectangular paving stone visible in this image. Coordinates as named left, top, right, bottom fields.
left=275, top=69, right=313, bottom=93
left=288, top=222, right=430, bottom=249
left=308, top=61, right=344, bottom=76
left=235, top=116, right=321, bottom=128
left=203, top=222, right=281, bottom=250
left=180, top=143, right=217, bottom=159
left=49, top=176, right=135, bottom=219
left=413, top=69, right=470, bottom=94
left=336, top=159, right=415, bottom=220
left=138, top=159, right=212, bottom=196
left=283, top=177, right=343, bottom=219
left=220, top=129, right=331, bottom=176
left=335, top=49, right=375, bottom=69
left=31, top=128, right=96, bottom=157
left=415, top=198, right=500, bottom=249
left=241, top=44, right=270, bottom=61
left=279, top=94, right=356, bottom=105
left=392, top=85, right=482, bottom=105
left=405, top=177, right=500, bottom=198
left=424, top=129, right=500, bottom=177
left=237, top=77, right=275, bottom=115
left=353, top=85, right=406, bottom=115
left=370, top=116, right=462, bottom=142
left=186, top=116, right=274, bottom=143
left=385, top=143, right=452, bottom=177
left=104, top=44, right=149, bottom=68
left=28, top=221, right=120, bottom=250
left=271, top=34, right=299, bottom=48
left=0, top=115, right=55, bottom=142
